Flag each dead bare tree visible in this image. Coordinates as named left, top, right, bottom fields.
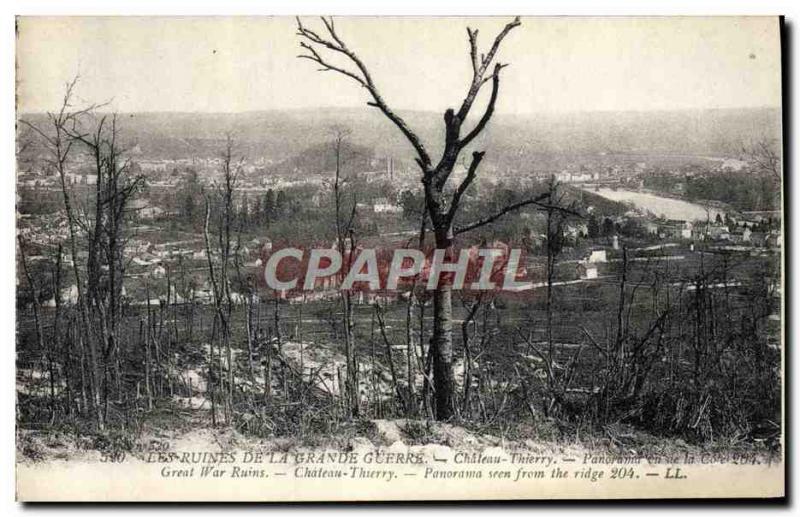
left=543, top=177, right=570, bottom=367
left=742, top=138, right=781, bottom=182
left=459, top=292, right=486, bottom=418
left=329, top=127, right=360, bottom=417
left=203, top=135, right=241, bottom=424
left=67, top=112, right=144, bottom=422
left=21, top=79, right=100, bottom=426
left=741, top=138, right=781, bottom=209
left=297, top=16, right=576, bottom=420
left=21, top=79, right=144, bottom=429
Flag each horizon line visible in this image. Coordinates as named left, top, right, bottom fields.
left=17, top=104, right=782, bottom=117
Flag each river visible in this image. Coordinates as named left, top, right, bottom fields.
left=587, top=188, right=723, bottom=221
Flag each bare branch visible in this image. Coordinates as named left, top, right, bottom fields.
left=742, top=138, right=781, bottom=182
left=296, top=16, right=432, bottom=169
left=454, top=193, right=582, bottom=235
left=447, top=151, right=484, bottom=222
left=466, top=27, right=480, bottom=75
left=456, top=17, right=520, bottom=121
left=459, top=62, right=505, bottom=149
left=297, top=42, right=367, bottom=87
left=579, top=326, right=608, bottom=356
left=482, top=17, right=521, bottom=69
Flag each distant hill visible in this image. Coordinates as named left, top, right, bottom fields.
left=19, top=106, right=781, bottom=172
left=266, top=140, right=376, bottom=177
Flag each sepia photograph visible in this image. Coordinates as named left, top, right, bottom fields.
left=13, top=14, right=785, bottom=501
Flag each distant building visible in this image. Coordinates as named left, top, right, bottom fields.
left=730, top=227, right=752, bottom=243
left=704, top=224, right=731, bottom=241
left=129, top=199, right=164, bottom=220
left=659, top=220, right=692, bottom=240
left=740, top=210, right=781, bottom=225
left=373, top=198, right=402, bottom=214
left=587, top=249, right=607, bottom=263
left=564, top=223, right=588, bottom=240
left=766, top=231, right=782, bottom=248
left=577, top=262, right=598, bottom=280
left=555, top=171, right=592, bottom=183
left=642, top=221, right=659, bottom=235
left=61, top=285, right=79, bottom=305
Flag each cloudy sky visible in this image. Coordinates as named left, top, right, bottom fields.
left=16, top=16, right=782, bottom=114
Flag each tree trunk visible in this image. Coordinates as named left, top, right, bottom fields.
left=431, top=226, right=456, bottom=420
left=432, top=286, right=456, bottom=420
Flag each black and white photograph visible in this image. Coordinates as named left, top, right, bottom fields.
left=12, top=13, right=786, bottom=501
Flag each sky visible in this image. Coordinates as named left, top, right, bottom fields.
left=15, top=16, right=782, bottom=114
